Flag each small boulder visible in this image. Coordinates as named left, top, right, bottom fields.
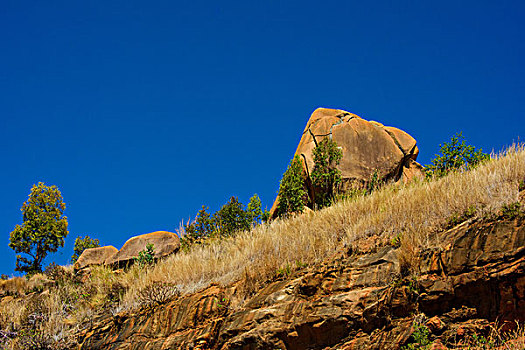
left=74, top=246, right=119, bottom=271
left=105, top=231, right=180, bottom=268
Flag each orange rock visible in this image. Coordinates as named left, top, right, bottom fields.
left=426, top=316, right=444, bottom=333
left=270, top=108, right=423, bottom=218
left=105, top=231, right=180, bottom=268
left=74, top=246, right=118, bottom=271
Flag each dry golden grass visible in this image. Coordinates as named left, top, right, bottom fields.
left=120, top=144, right=525, bottom=309
left=1, top=144, right=524, bottom=349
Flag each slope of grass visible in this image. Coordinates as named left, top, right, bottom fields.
left=1, top=144, right=524, bottom=349
left=121, top=144, right=525, bottom=309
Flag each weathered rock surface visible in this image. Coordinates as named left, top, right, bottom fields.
left=74, top=246, right=118, bottom=271
left=105, top=231, right=180, bottom=268
left=78, top=215, right=524, bottom=349
left=270, top=108, right=423, bottom=216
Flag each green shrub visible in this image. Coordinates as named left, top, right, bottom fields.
left=311, top=138, right=343, bottom=209
left=246, top=194, right=263, bottom=224
left=447, top=205, right=477, bottom=228
left=71, top=235, right=100, bottom=263
left=134, top=243, right=155, bottom=268
left=213, top=196, right=251, bottom=237
left=276, top=155, right=308, bottom=217
left=181, top=195, right=264, bottom=250
left=403, top=323, right=431, bottom=350
left=501, top=202, right=524, bottom=219
left=426, top=132, right=489, bottom=179
left=182, top=205, right=214, bottom=250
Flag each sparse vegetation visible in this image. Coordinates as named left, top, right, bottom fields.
left=134, top=243, right=155, bottom=268
left=180, top=195, right=264, bottom=251
left=9, top=182, right=69, bottom=275
left=275, top=155, right=308, bottom=217
left=311, top=137, right=343, bottom=209
left=501, top=202, right=524, bottom=219
left=136, top=281, right=179, bottom=307
left=403, top=323, right=431, bottom=350
left=426, top=132, right=489, bottom=179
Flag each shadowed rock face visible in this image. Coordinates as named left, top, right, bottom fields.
left=270, top=108, right=423, bottom=217
left=78, top=215, right=525, bottom=350
left=104, top=231, right=180, bottom=268
left=74, top=246, right=118, bottom=271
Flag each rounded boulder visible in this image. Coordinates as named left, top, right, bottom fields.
left=105, top=231, right=180, bottom=268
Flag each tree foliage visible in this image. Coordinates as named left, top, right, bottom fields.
left=181, top=194, right=263, bottom=250
left=214, top=196, right=251, bottom=237
left=426, top=132, right=489, bottom=179
left=182, top=205, right=214, bottom=248
left=9, top=182, right=69, bottom=274
left=275, top=155, right=308, bottom=217
left=71, top=235, right=100, bottom=263
left=311, top=137, right=343, bottom=209
left=247, top=194, right=263, bottom=224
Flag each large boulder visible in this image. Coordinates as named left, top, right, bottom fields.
left=74, top=246, right=118, bottom=271
left=105, top=231, right=180, bottom=268
left=271, top=108, right=423, bottom=216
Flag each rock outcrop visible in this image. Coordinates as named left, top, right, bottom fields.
left=105, top=231, right=180, bottom=268
left=74, top=246, right=118, bottom=271
left=270, top=108, right=423, bottom=216
left=78, top=215, right=525, bottom=349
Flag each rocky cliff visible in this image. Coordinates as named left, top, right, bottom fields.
left=77, top=208, right=525, bottom=349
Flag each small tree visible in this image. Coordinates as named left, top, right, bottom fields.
left=183, top=205, right=215, bottom=247
left=9, top=182, right=69, bottom=274
left=214, top=196, right=250, bottom=236
left=276, top=155, right=308, bottom=217
left=426, top=132, right=489, bottom=179
left=247, top=194, right=263, bottom=225
left=311, top=138, right=343, bottom=209
left=71, top=235, right=100, bottom=263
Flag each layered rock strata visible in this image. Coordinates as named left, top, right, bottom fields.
left=78, top=215, right=525, bottom=349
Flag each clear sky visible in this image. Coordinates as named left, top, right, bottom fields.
left=1, top=1, right=524, bottom=276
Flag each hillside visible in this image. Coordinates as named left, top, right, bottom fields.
left=1, top=145, right=525, bottom=349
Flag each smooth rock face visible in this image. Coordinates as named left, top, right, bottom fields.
left=104, top=231, right=180, bottom=267
left=270, top=108, right=423, bottom=216
left=78, top=216, right=525, bottom=349
left=74, top=246, right=118, bottom=271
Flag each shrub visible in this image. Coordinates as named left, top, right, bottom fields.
left=501, top=202, right=524, bottom=219
left=134, top=244, right=155, bottom=268
left=447, top=205, right=477, bottom=228
left=403, top=323, right=431, bottom=350
left=214, top=196, right=251, bottom=236
left=137, top=282, right=179, bottom=307
left=311, top=138, right=343, bottom=209
left=182, top=205, right=214, bottom=249
left=71, top=235, right=100, bottom=263
left=181, top=195, right=265, bottom=250
left=276, top=155, right=308, bottom=217
left=44, top=263, right=71, bottom=286
left=246, top=194, right=263, bottom=225
left=426, top=132, right=489, bottom=179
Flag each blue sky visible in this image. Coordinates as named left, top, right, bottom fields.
left=1, top=1, right=524, bottom=275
